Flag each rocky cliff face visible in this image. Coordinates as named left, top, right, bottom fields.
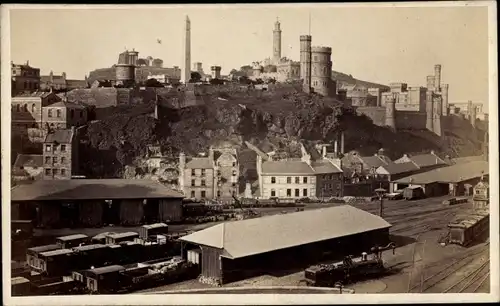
left=79, top=90, right=485, bottom=179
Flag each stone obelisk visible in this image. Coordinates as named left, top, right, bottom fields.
left=183, top=15, right=191, bottom=84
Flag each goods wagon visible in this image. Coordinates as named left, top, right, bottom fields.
left=448, top=209, right=489, bottom=247
left=403, top=186, right=425, bottom=200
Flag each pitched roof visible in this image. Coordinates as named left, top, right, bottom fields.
left=394, top=160, right=489, bottom=184
left=28, top=244, right=61, bottom=254
left=45, top=101, right=86, bottom=109
left=311, top=160, right=342, bottom=174
left=11, top=179, right=184, bottom=201
left=180, top=205, right=391, bottom=259
left=56, top=234, right=88, bottom=241
left=261, top=160, right=315, bottom=175
left=44, top=129, right=74, bottom=144
left=87, top=265, right=125, bottom=275
left=407, top=153, right=446, bottom=168
left=185, top=157, right=213, bottom=169
left=12, top=91, right=53, bottom=98
left=13, top=154, right=43, bottom=169
left=377, top=161, right=419, bottom=175
left=358, top=155, right=390, bottom=169
left=450, top=155, right=485, bottom=165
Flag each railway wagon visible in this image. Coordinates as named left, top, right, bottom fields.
left=448, top=209, right=489, bottom=247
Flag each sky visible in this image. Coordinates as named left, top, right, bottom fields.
left=9, top=4, right=491, bottom=109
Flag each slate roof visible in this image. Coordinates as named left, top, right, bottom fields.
left=44, top=129, right=74, bottom=144
left=394, top=160, right=489, bottom=184
left=377, top=162, right=419, bottom=175
left=13, top=154, right=43, bottom=169
left=180, top=205, right=391, bottom=259
left=185, top=158, right=213, bottom=169
left=311, top=160, right=342, bottom=174
left=11, top=179, right=184, bottom=201
left=261, top=160, right=315, bottom=175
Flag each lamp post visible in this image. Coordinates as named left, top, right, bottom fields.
left=374, top=187, right=387, bottom=218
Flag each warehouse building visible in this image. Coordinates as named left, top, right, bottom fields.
left=392, top=160, right=489, bottom=197
left=11, top=179, right=184, bottom=228
left=179, top=205, right=391, bottom=284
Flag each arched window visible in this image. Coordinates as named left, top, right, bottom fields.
left=16, top=105, right=20, bottom=112
left=31, top=104, right=36, bottom=112
left=23, top=104, right=28, bottom=112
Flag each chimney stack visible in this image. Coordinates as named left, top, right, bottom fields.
left=434, top=64, right=441, bottom=92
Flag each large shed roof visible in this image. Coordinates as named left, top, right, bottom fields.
left=394, top=160, right=489, bottom=184
left=180, top=205, right=391, bottom=259
left=11, top=179, right=184, bottom=201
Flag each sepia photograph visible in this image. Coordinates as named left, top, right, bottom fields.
left=1, top=2, right=498, bottom=305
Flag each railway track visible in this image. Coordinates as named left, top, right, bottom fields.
left=407, top=246, right=489, bottom=293
left=442, top=259, right=490, bottom=293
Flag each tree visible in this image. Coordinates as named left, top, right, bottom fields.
left=230, top=69, right=238, bottom=75
left=189, top=72, right=202, bottom=83
left=210, top=78, right=224, bottom=85
left=145, top=78, right=164, bottom=87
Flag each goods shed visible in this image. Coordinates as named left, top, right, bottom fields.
left=392, top=160, right=489, bottom=197
left=179, top=205, right=391, bottom=284
left=11, top=179, right=184, bottom=228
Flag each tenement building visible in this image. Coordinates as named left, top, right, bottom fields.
left=42, top=128, right=79, bottom=180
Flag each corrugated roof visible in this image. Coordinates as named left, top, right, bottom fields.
left=378, top=162, right=419, bottom=175
left=185, top=158, right=213, bottom=169
left=311, top=160, right=342, bottom=174
left=11, top=179, right=184, bottom=201
left=45, top=129, right=74, bottom=144
left=87, top=265, right=125, bottom=275
left=14, top=154, right=43, bottom=169
left=56, top=234, right=88, bottom=241
left=394, top=160, right=489, bottom=184
left=180, top=205, right=391, bottom=259
left=261, top=160, right=315, bottom=175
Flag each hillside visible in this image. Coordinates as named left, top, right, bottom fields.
left=78, top=86, right=485, bottom=179
left=331, top=70, right=390, bottom=90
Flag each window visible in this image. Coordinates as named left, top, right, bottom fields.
left=201, top=179, right=206, bottom=186
left=217, top=190, right=221, bottom=197
left=201, top=190, right=206, bottom=198
left=232, top=162, right=236, bottom=167
left=45, top=168, right=51, bottom=175
left=52, top=168, right=59, bottom=175
left=56, top=109, right=62, bottom=118
left=191, top=190, right=195, bottom=198
left=80, top=111, right=83, bottom=118
left=271, top=177, right=276, bottom=184
left=16, top=105, right=20, bottom=112
left=303, top=177, right=308, bottom=184
left=31, top=104, right=36, bottom=112
left=295, top=189, right=300, bottom=197
left=217, top=170, right=221, bottom=176
left=45, top=144, right=51, bottom=152
left=53, top=157, right=57, bottom=164
left=61, top=145, right=66, bottom=152
left=61, top=168, right=66, bottom=176
left=48, top=109, right=53, bottom=117
left=303, top=189, right=308, bottom=197
left=232, top=170, right=237, bottom=176
left=232, top=183, right=236, bottom=187
left=61, top=157, right=66, bottom=164
left=191, top=179, right=195, bottom=187
left=191, top=169, right=196, bottom=176
left=287, top=177, right=291, bottom=184
left=270, top=189, right=276, bottom=197
left=295, top=177, right=300, bottom=184
left=287, top=189, right=292, bottom=197
left=70, top=109, right=75, bottom=118
left=201, top=169, right=206, bottom=177
left=23, top=104, right=28, bottom=112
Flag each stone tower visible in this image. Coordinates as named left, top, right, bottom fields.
left=432, top=95, right=442, bottom=137
left=310, top=46, right=333, bottom=96
left=426, top=75, right=435, bottom=92
left=183, top=16, right=191, bottom=83
left=385, top=93, right=397, bottom=130
left=300, top=35, right=312, bottom=93
left=441, top=84, right=449, bottom=116
left=434, top=64, right=442, bottom=92
left=211, top=66, right=221, bottom=79
left=426, top=90, right=434, bottom=132
left=273, top=18, right=282, bottom=64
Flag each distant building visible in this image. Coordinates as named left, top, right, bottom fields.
left=472, top=174, right=489, bottom=210
left=147, top=74, right=180, bottom=85
left=40, top=71, right=88, bottom=91
left=11, top=91, right=61, bottom=129
left=42, top=100, right=88, bottom=130
left=179, top=144, right=240, bottom=201
left=42, top=128, right=79, bottom=180
left=11, top=61, right=41, bottom=95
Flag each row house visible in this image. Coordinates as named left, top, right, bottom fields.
left=179, top=145, right=240, bottom=201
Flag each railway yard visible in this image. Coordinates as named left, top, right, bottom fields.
left=136, top=195, right=491, bottom=294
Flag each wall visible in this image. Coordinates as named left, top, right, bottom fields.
left=214, top=153, right=239, bottom=198
left=43, top=140, right=73, bottom=180
left=260, top=174, right=316, bottom=199
left=316, top=173, right=343, bottom=198
left=183, top=168, right=215, bottom=200
left=356, top=107, right=386, bottom=127
left=67, top=88, right=119, bottom=107
left=395, top=111, right=427, bottom=130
